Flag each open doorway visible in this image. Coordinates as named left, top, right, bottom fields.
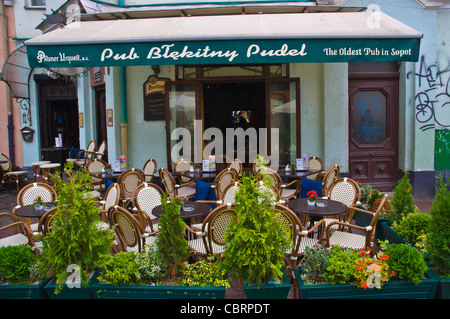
left=202, top=81, right=265, bottom=167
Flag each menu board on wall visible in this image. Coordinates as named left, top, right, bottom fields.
left=144, top=75, right=168, bottom=121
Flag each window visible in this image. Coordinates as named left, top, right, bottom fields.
left=27, top=0, right=46, bottom=8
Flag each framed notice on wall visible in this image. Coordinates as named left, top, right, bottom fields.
left=144, top=75, right=169, bottom=121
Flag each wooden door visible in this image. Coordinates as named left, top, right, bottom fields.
left=95, top=87, right=108, bottom=162
left=348, top=74, right=399, bottom=191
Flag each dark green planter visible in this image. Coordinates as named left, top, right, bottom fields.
left=0, top=279, right=50, bottom=299
left=294, top=268, right=438, bottom=299
left=376, top=221, right=406, bottom=244
left=243, top=268, right=291, bottom=299
left=428, top=270, right=450, bottom=299
left=44, top=270, right=100, bottom=299
left=91, top=281, right=226, bottom=299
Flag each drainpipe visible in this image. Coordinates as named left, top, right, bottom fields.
left=120, top=66, right=128, bottom=165
left=0, top=0, right=14, bottom=166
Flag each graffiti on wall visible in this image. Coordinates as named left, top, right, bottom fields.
left=408, top=55, right=450, bottom=131
left=408, top=54, right=450, bottom=170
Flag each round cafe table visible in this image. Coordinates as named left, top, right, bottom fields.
left=152, top=200, right=212, bottom=225
left=287, top=198, right=348, bottom=236
left=14, top=202, right=56, bottom=224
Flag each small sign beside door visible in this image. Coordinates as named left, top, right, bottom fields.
left=144, top=75, right=168, bottom=121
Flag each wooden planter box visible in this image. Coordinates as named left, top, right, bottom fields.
left=44, top=270, right=100, bottom=299
left=294, top=268, right=438, bottom=299
left=243, top=268, right=291, bottom=299
left=91, top=281, right=226, bottom=299
left=0, top=279, right=50, bottom=299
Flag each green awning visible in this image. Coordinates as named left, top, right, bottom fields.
left=25, top=12, right=422, bottom=68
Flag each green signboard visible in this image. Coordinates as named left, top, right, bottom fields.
left=26, top=37, right=421, bottom=68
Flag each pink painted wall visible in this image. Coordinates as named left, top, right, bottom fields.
left=0, top=5, right=23, bottom=167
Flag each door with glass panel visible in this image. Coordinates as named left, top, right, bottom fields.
left=349, top=75, right=399, bottom=190
left=165, top=82, right=199, bottom=170
left=267, top=79, right=300, bottom=168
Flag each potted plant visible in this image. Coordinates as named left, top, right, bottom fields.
left=35, top=162, right=115, bottom=298
left=33, top=195, right=44, bottom=210
left=193, top=163, right=202, bottom=174
left=220, top=166, right=292, bottom=299
left=306, top=190, right=318, bottom=206
left=0, top=245, right=49, bottom=299
left=92, top=196, right=229, bottom=299
left=294, top=243, right=438, bottom=299
left=426, top=175, right=450, bottom=298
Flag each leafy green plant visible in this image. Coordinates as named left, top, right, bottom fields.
left=357, top=182, right=373, bottom=204
left=366, top=189, right=384, bottom=208
left=97, top=251, right=141, bottom=286
left=221, top=171, right=291, bottom=285
left=36, top=162, right=115, bottom=293
left=426, top=175, right=450, bottom=276
left=390, top=171, right=415, bottom=224
left=393, top=212, right=431, bottom=245
left=135, top=244, right=163, bottom=284
left=323, top=245, right=357, bottom=285
left=0, top=245, right=36, bottom=285
left=156, top=195, right=189, bottom=276
left=301, top=246, right=329, bottom=284
left=385, top=243, right=427, bottom=284
left=181, top=259, right=230, bottom=288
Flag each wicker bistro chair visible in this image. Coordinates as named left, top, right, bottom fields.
left=97, top=183, right=121, bottom=224
left=192, top=182, right=241, bottom=232
left=14, top=182, right=57, bottom=232
left=86, top=159, right=107, bottom=196
left=325, top=194, right=388, bottom=252
left=258, top=167, right=299, bottom=201
left=322, top=177, right=362, bottom=231
left=143, top=158, right=157, bottom=183
left=173, top=158, right=194, bottom=184
left=227, top=158, right=243, bottom=177
left=107, top=205, right=157, bottom=253
left=160, top=167, right=196, bottom=200
left=210, top=167, right=238, bottom=200
left=92, top=140, right=107, bottom=160
left=308, top=156, right=325, bottom=180
left=273, top=204, right=325, bottom=269
left=0, top=212, right=36, bottom=251
left=131, top=182, right=164, bottom=233
left=318, top=164, right=340, bottom=196
left=117, top=168, right=145, bottom=208
left=186, top=203, right=237, bottom=257
left=0, top=153, right=28, bottom=191
left=74, top=140, right=96, bottom=168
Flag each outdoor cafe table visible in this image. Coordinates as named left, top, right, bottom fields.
left=287, top=198, right=348, bottom=236
left=152, top=200, right=212, bottom=226
left=175, top=170, right=217, bottom=181
left=277, top=168, right=322, bottom=179
left=14, top=202, right=56, bottom=224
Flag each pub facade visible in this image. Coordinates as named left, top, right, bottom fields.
left=3, top=0, right=449, bottom=198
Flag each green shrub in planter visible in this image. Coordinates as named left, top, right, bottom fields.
left=220, top=170, right=291, bottom=286
left=36, top=163, right=115, bottom=294
left=389, top=171, right=415, bottom=224
left=426, top=175, right=450, bottom=277
left=393, top=212, right=431, bottom=246
left=385, top=243, right=428, bottom=285
left=301, top=246, right=329, bottom=284
left=0, top=245, right=36, bottom=285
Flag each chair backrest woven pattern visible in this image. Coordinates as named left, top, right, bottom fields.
left=19, top=183, right=56, bottom=206
left=328, top=178, right=357, bottom=207
left=135, top=183, right=162, bottom=219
